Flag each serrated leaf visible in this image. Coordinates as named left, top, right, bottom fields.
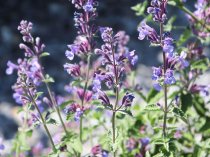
left=145, top=104, right=161, bottom=111
left=173, top=107, right=187, bottom=123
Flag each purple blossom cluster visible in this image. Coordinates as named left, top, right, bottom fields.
left=138, top=0, right=188, bottom=91
left=6, top=20, right=45, bottom=104
left=187, top=0, right=210, bottom=38
left=64, top=0, right=98, bottom=121
left=91, top=145, right=109, bottom=157
left=92, top=27, right=137, bottom=108
left=126, top=137, right=150, bottom=157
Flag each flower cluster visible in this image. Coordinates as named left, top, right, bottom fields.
left=64, top=0, right=98, bottom=121
left=187, top=0, right=210, bottom=38
left=6, top=20, right=48, bottom=104
left=126, top=137, right=150, bottom=157
left=147, top=0, right=167, bottom=23
left=93, top=27, right=137, bottom=107
left=91, top=145, right=109, bottom=157
left=64, top=0, right=98, bottom=63
left=138, top=0, right=188, bottom=91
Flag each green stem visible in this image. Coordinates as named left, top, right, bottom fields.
left=45, top=82, right=68, bottom=134
left=179, top=6, right=210, bottom=32
left=37, top=57, right=68, bottom=135
left=160, top=22, right=168, bottom=138
left=111, top=43, right=119, bottom=157
left=80, top=54, right=91, bottom=144
left=27, top=88, right=56, bottom=152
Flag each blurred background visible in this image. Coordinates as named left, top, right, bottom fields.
left=0, top=0, right=201, bottom=142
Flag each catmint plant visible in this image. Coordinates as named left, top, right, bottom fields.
left=138, top=0, right=188, bottom=138
left=63, top=0, right=98, bottom=154
left=3, top=0, right=210, bottom=156
left=6, top=20, right=70, bottom=153
left=93, top=27, right=137, bottom=156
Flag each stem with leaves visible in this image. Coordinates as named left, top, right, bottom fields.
left=111, top=44, right=119, bottom=157
left=178, top=6, right=210, bottom=32
left=37, top=57, right=68, bottom=135
left=26, top=86, right=56, bottom=153
left=80, top=54, right=91, bottom=142
left=160, top=23, right=168, bottom=138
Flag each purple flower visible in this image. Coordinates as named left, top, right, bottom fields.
left=102, top=150, right=109, bottom=157
left=162, top=37, right=174, bottom=56
left=64, top=103, right=85, bottom=121
left=83, top=1, right=94, bottom=12
left=97, top=90, right=110, bottom=106
left=178, top=51, right=189, bottom=68
left=77, top=88, right=92, bottom=102
left=153, top=83, right=162, bottom=91
left=137, top=21, right=159, bottom=43
left=17, top=20, right=33, bottom=43
left=190, top=84, right=210, bottom=96
left=164, top=69, right=175, bottom=85
left=64, top=63, right=80, bottom=77
left=125, top=50, right=138, bottom=66
left=140, top=137, right=150, bottom=147
left=0, top=138, right=5, bottom=151
left=66, top=44, right=80, bottom=60
left=74, top=108, right=83, bottom=121
left=91, top=145, right=102, bottom=156
left=34, top=37, right=45, bottom=55
left=122, top=92, right=135, bottom=107
left=152, top=67, right=162, bottom=80
left=147, top=0, right=167, bottom=23
left=19, top=43, right=34, bottom=57
left=6, top=61, right=18, bottom=75
left=100, top=27, right=113, bottom=43
left=126, top=138, right=138, bottom=152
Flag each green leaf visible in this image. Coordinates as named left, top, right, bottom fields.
left=168, top=0, right=183, bottom=7
left=177, top=28, right=191, bottom=46
left=34, top=92, right=43, bottom=100
left=164, top=16, right=176, bottom=32
left=59, top=100, right=75, bottom=110
left=67, top=138, right=82, bottom=153
left=172, top=107, right=187, bottom=123
left=192, top=94, right=207, bottom=117
left=46, top=118, right=57, bottom=125
left=144, top=104, right=161, bottom=111
left=43, top=74, right=54, bottom=83
left=146, top=88, right=163, bottom=104
left=25, top=129, right=33, bottom=137
left=40, top=52, right=50, bottom=57
left=131, top=1, right=148, bottom=16
left=191, top=57, right=210, bottom=72
left=118, top=110, right=133, bottom=117
left=200, top=117, right=210, bottom=132
left=180, top=93, right=192, bottom=112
